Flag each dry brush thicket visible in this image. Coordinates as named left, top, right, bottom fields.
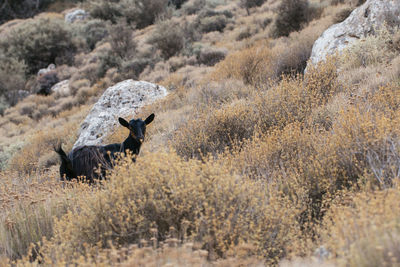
left=1, top=0, right=400, bottom=266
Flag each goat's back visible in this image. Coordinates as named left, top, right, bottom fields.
left=69, top=146, right=113, bottom=182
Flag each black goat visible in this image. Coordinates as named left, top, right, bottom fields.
left=55, top=113, right=155, bottom=183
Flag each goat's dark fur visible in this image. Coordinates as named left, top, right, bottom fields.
left=55, top=113, right=155, bottom=183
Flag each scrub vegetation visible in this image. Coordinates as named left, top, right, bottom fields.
left=0, top=0, right=399, bottom=266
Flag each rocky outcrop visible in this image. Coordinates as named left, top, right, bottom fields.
left=37, top=64, right=56, bottom=77
left=73, top=80, right=168, bottom=149
left=65, top=9, right=89, bottom=23
left=51, top=80, right=70, bottom=97
left=308, top=0, right=400, bottom=67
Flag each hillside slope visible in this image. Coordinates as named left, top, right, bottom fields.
left=1, top=0, right=400, bottom=265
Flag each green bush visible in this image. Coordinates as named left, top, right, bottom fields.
left=0, top=54, right=27, bottom=105
left=108, top=21, right=137, bottom=60
left=272, top=0, right=309, bottom=37
left=78, top=19, right=109, bottom=50
left=148, top=20, right=185, bottom=59
left=169, top=0, right=188, bottom=9
left=192, top=9, right=232, bottom=34
left=88, top=0, right=170, bottom=28
left=180, top=0, right=206, bottom=15
left=93, top=21, right=138, bottom=79
left=197, top=8, right=233, bottom=19
left=120, top=58, right=152, bottom=80
left=0, top=0, right=62, bottom=24
left=198, top=15, right=227, bottom=33
left=87, top=0, right=122, bottom=23
left=330, top=0, right=366, bottom=6
left=239, top=0, right=267, bottom=14
left=0, top=96, right=9, bottom=116
left=0, top=18, right=76, bottom=75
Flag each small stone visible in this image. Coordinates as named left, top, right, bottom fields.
left=65, top=9, right=89, bottom=23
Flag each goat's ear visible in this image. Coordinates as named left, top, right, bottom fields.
left=144, top=113, right=155, bottom=125
left=119, top=117, right=130, bottom=128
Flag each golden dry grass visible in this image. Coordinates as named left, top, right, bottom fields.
left=1, top=0, right=400, bottom=266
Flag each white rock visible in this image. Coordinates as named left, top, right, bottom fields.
left=37, top=63, right=56, bottom=77
left=65, top=9, right=89, bottom=23
left=73, top=80, right=168, bottom=149
left=51, top=80, right=70, bottom=97
left=307, top=0, right=400, bottom=69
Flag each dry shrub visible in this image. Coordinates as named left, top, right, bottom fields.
left=226, top=90, right=400, bottom=237
left=227, top=123, right=316, bottom=182
left=36, top=241, right=211, bottom=266
left=256, top=57, right=339, bottom=131
left=26, top=239, right=264, bottom=266
left=224, top=123, right=331, bottom=231
left=236, top=26, right=255, bottom=41
left=140, top=61, right=171, bottom=83
left=329, top=0, right=365, bottom=6
left=181, top=0, right=206, bottom=15
left=76, top=86, right=95, bottom=104
left=77, top=19, right=109, bottom=51
left=309, top=92, right=349, bottom=130
left=0, top=171, right=90, bottom=261
left=49, top=96, right=77, bottom=116
left=69, top=78, right=91, bottom=95
left=36, top=151, right=301, bottom=265
left=78, top=63, right=100, bottom=84
left=196, top=47, right=227, bottom=66
left=88, top=0, right=169, bottom=28
left=274, top=16, right=333, bottom=75
left=173, top=99, right=257, bottom=158
left=340, top=26, right=400, bottom=70
left=0, top=54, right=26, bottom=106
left=327, top=104, right=400, bottom=189
left=18, top=102, right=36, bottom=116
left=167, top=55, right=196, bottom=72
left=187, top=79, right=251, bottom=109
left=55, top=65, right=77, bottom=81
left=212, top=34, right=335, bottom=87
left=148, top=19, right=185, bottom=59
left=0, top=142, right=24, bottom=171
left=333, top=6, right=353, bottom=23
left=13, top=94, right=56, bottom=121
left=120, top=58, right=152, bottom=80
left=212, top=43, right=278, bottom=86
left=8, top=122, right=78, bottom=174
left=198, top=15, right=227, bottom=33
left=239, top=0, right=267, bottom=14
left=108, top=21, right=137, bottom=60
left=321, top=183, right=400, bottom=266
left=178, top=59, right=339, bottom=159
left=8, top=114, right=31, bottom=126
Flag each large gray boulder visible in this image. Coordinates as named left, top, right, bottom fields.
left=73, top=80, right=168, bottom=149
left=308, top=0, right=400, bottom=67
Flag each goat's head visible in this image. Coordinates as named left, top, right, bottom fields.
left=118, top=113, right=155, bottom=143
